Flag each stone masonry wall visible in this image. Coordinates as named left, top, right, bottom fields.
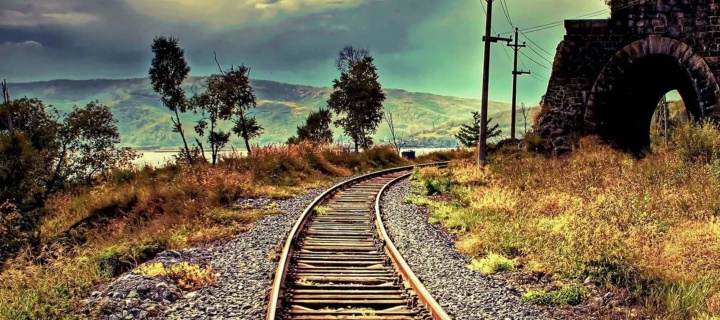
left=538, top=0, right=720, bottom=154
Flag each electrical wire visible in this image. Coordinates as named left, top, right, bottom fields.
left=499, top=0, right=646, bottom=35
left=520, top=51, right=551, bottom=70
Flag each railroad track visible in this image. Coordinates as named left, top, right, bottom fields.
left=267, top=163, right=451, bottom=320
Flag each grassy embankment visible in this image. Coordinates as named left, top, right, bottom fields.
left=0, top=143, right=428, bottom=319
left=408, top=121, right=720, bottom=319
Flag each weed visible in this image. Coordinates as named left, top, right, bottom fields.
left=521, top=284, right=585, bottom=306
left=134, top=262, right=217, bottom=290
left=467, top=253, right=515, bottom=275
left=314, top=205, right=332, bottom=215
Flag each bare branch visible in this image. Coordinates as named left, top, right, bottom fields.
left=214, top=51, right=226, bottom=76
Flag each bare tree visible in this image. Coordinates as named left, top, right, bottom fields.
left=520, top=102, right=530, bottom=137
left=384, top=112, right=407, bottom=154
left=335, top=45, right=370, bottom=73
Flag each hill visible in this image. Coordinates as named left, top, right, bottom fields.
left=8, top=78, right=531, bottom=148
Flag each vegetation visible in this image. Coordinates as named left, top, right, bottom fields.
left=9, top=78, right=524, bottom=148
left=149, top=36, right=193, bottom=163
left=521, top=284, right=586, bottom=306
left=467, top=253, right=515, bottom=275
left=226, top=66, right=263, bottom=156
left=133, top=262, right=217, bottom=291
left=454, top=111, right=501, bottom=147
left=0, top=142, right=407, bottom=319
left=328, top=46, right=386, bottom=152
left=409, top=120, right=720, bottom=319
left=287, top=108, right=333, bottom=145
left=0, top=98, right=135, bottom=263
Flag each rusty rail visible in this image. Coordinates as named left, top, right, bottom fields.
left=267, top=162, right=451, bottom=320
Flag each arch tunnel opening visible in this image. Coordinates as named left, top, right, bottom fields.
left=594, top=54, right=702, bottom=154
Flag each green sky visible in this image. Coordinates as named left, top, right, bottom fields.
left=1, top=0, right=613, bottom=104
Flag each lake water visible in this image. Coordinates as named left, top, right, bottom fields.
left=134, top=147, right=455, bottom=167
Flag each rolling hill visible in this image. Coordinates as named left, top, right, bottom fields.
left=8, top=78, right=533, bottom=148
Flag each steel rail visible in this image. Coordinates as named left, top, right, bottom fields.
left=266, top=162, right=450, bottom=320
left=374, top=169, right=452, bottom=320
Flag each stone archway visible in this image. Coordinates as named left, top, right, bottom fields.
left=585, top=36, right=720, bottom=152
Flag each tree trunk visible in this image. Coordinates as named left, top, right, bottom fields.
left=174, top=109, right=193, bottom=164
left=244, top=136, right=251, bottom=156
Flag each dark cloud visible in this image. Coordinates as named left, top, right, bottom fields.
left=0, top=0, right=444, bottom=82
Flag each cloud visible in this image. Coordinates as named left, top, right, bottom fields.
left=124, top=0, right=370, bottom=28
left=0, top=41, right=43, bottom=49
left=0, top=0, right=100, bottom=27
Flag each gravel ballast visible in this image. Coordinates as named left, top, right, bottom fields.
left=83, top=173, right=547, bottom=319
left=82, top=182, right=336, bottom=319
left=380, top=178, right=548, bottom=320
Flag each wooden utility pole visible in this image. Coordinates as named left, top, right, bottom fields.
left=508, top=28, right=530, bottom=140
left=2, top=79, right=12, bottom=134
left=479, top=0, right=512, bottom=166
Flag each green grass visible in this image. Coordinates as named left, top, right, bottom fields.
left=521, top=284, right=586, bottom=306
left=467, top=253, right=515, bottom=275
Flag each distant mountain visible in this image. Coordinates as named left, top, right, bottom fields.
left=8, top=78, right=531, bottom=148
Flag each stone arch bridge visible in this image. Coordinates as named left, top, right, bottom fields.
left=538, top=0, right=720, bottom=154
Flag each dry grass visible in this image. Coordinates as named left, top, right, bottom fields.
left=0, top=143, right=406, bottom=319
left=411, top=128, right=720, bottom=319
left=133, top=262, right=217, bottom=291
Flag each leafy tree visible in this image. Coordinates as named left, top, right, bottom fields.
left=191, top=74, right=234, bottom=165
left=287, top=108, right=333, bottom=144
left=455, top=111, right=501, bottom=148
left=327, top=51, right=386, bottom=152
left=149, top=36, right=193, bottom=163
left=216, top=65, right=262, bottom=156
left=0, top=97, right=135, bottom=262
left=58, top=101, right=136, bottom=184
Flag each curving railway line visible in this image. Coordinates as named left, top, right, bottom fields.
left=267, top=163, right=452, bottom=320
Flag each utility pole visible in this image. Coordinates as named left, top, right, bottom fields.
left=1, top=79, right=12, bottom=134
left=662, top=95, right=668, bottom=147
left=508, top=28, right=530, bottom=140
left=479, top=0, right=512, bottom=166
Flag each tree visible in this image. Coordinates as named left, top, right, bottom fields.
left=520, top=102, right=530, bottom=136
left=327, top=52, right=386, bottom=153
left=287, top=108, right=333, bottom=144
left=59, top=102, right=137, bottom=184
left=191, top=73, right=234, bottom=165
left=218, top=65, right=263, bottom=156
left=384, top=112, right=407, bottom=154
left=149, top=36, right=193, bottom=163
left=455, top=111, right=501, bottom=148
left=335, top=45, right=370, bottom=73
left=0, top=97, right=135, bottom=262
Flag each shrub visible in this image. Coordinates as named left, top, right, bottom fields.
left=671, top=119, right=720, bottom=165
left=134, top=262, right=217, bottom=290
left=467, top=253, right=515, bottom=275
left=521, top=284, right=585, bottom=306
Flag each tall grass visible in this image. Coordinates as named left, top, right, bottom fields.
left=0, top=143, right=406, bottom=319
left=411, top=123, right=720, bottom=319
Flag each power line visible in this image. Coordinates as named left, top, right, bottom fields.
left=500, top=0, right=514, bottom=28
left=525, top=43, right=554, bottom=64
left=520, top=51, right=551, bottom=70
left=499, top=0, right=645, bottom=35
left=480, top=0, right=513, bottom=63
left=520, top=30, right=554, bottom=57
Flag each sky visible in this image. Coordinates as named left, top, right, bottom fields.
left=0, top=0, right=612, bottom=105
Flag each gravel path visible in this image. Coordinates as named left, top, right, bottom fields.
left=380, top=178, right=548, bottom=320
